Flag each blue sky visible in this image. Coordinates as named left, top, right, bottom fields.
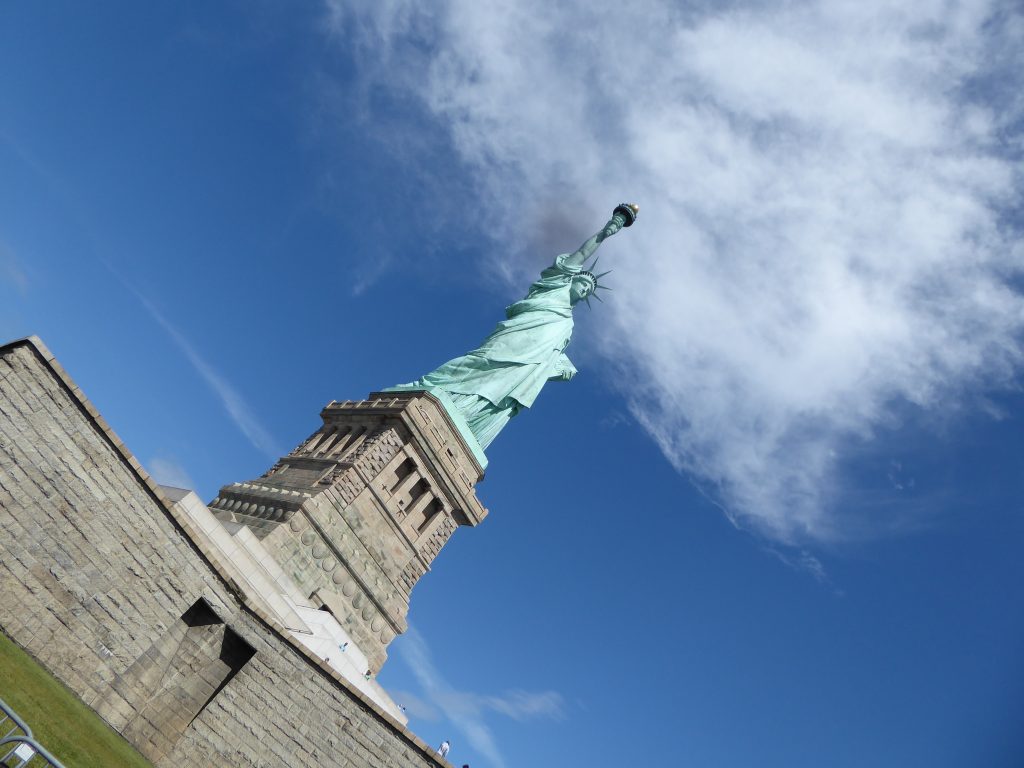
left=2, top=2, right=1023, bottom=766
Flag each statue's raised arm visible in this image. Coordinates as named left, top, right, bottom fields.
left=562, top=203, right=639, bottom=270
left=386, top=203, right=638, bottom=461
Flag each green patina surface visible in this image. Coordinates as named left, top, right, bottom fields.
left=387, top=205, right=635, bottom=454
left=417, top=385, right=490, bottom=470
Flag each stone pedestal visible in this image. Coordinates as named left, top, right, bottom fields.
left=209, top=391, right=487, bottom=671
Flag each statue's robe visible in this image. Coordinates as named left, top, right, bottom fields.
left=388, top=252, right=582, bottom=449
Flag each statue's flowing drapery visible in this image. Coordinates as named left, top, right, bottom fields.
left=387, top=205, right=635, bottom=452
left=388, top=252, right=583, bottom=448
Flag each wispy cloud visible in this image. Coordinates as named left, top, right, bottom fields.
left=147, top=455, right=196, bottom=491
left=396, top=626, right=564, bottom=767
left=465, top=690, right=564, bottom=721
left=327, top=0, right=1024, bottom=544
left=129, top=286, right=279, bottom=457
left=887, top=461, right=916, bottom=492
left=766, top=545, right=832, bottom=586
left=0, top=242, right=28, bottom=294
left=388, top=690, right=442, bottom=722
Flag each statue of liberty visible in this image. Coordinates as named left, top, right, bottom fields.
left=387, top=203, right=638, bottom=454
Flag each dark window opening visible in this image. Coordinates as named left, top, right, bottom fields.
left=417, top=499, right=443, bottom=533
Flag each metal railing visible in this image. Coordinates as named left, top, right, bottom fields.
left=0, top=698, right=66, bottom=768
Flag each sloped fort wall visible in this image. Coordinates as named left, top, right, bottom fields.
left=0, top=337, right=447, bottom=767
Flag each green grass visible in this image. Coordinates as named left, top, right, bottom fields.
left=0, top=631, right=154, bottom=768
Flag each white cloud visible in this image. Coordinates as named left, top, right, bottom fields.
left=396, top=627, right=564, bottom=767
left=0, top=242, right=28, bottom=294
left=766, top=545, right=832, bottom=585
left=328, top=0, right=1024, bottom=542
left=130, top=287, right=280, bottom=457
left=388, top=690, right=442, bottom=722
left=147, top=456, right=196, bottom=491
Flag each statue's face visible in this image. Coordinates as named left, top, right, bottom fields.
left=570, top=276, right=595, bottom=304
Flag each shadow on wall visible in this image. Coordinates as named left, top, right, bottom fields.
left=96, top=598, right=255, bottom=764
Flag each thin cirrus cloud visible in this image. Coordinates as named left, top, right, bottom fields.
left=130, top=287, right=280, bottom=458
left=396, top=627, right=565, bottom=768
left=0, top=243, right=28, bottom=295
left=146, top=456, right=197, bottom=491
left=327, top=0, right=1024, bottom=543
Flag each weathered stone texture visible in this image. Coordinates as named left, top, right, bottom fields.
left=209, top=392, right=488, bottom=671
left=0, top=338, right=446, bottom=767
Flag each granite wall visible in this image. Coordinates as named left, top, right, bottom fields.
left=0, top=337, right=448, bottom=767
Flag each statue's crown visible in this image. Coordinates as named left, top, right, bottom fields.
left=576, top=261, right=613, bottom=307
